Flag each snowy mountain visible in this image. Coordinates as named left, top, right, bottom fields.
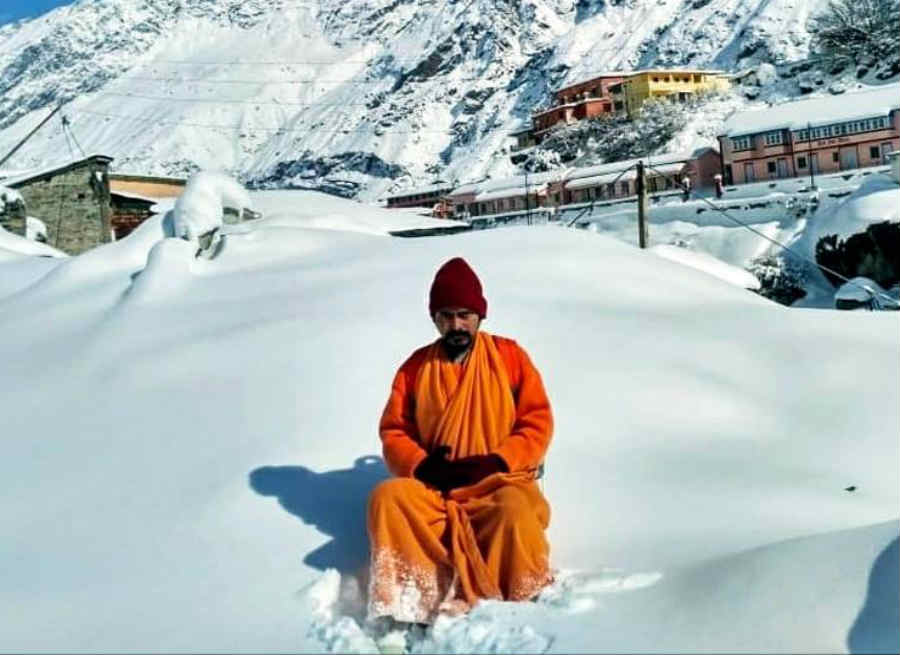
left=0, top=189, right=896, bottom=651
left=0, top=0, right=841, bottom=201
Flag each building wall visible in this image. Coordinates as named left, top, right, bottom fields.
left=12, top=160, right=112, bottom=255
left=623, top=72, right=728, bottom=117
left=386, top=189, right=451, bottom=209
left=721, top=111, right=899, bottom=184
left=556, top=76, right=623, bottom=104
left=108, top=176, right=185, bottom=198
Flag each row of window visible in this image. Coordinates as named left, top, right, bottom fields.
left=388, top=190, right=446, bottom=203
left=795, top=116, right=891, bottom=141
left=732, top=116, right=893, bottom=150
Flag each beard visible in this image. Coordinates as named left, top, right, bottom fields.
left=441, top=330, right=472, bottom=358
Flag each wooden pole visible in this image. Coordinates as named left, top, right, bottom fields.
left=636, top=160, right=648, bottom=248
left=0, top=104, right=62, bottom=169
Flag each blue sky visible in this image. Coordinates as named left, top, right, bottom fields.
left=0, top=0, right=73, bottom=25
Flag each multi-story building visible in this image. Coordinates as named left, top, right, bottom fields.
left=531, top=73, right=626, bottom=140
left=612, top=69, right=730, bottom=117
left=385, top=181, right=455, bottom=209
left=718, top=84, right=900, bottom=185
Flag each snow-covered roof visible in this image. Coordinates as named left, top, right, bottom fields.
left=723, top=84, right=900, bottom=137
left=1, top=154, right=113, bottom=187
left=110, top=189, right=167, bottom=204
left=565, top=161, right=685, bottom=190
left=565, top=151, right=700, bottom=185
left=385, top=181, right=454, bottom=199
left=629, top=68, right=726, bottom=75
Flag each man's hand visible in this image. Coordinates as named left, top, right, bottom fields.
left=451, top=453, right=509, bottom=488
left=413, top=445, right=455, bottom=492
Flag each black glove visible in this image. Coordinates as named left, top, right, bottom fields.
left=414, top=446, right=455, bottom=492
left=451, top=453, right=509, bottom=488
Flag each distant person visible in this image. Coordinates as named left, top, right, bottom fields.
left=714, top=174, right=724, bottom=199
left=681, top=175, right=692, bottom=202
left=367, top=257, right=554, bottom=627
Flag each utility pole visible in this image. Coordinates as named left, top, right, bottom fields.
left=636, top=160, right=648, bottom=249
left=524, top=169, right=531, bottom=225
left=807, top=121, right=816, bottom=190
left=0, top=104, right=62, bottom=169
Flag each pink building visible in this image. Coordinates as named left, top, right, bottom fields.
left=531, top=73, right=626, bottom=140
left=718, top=84, right=900, bottom=185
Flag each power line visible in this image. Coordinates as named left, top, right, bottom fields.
left=72, top=107, right=455, bottom=134
left=642, top=163, right=900, bottom=309
left=96, top=90, right=380, bottom=107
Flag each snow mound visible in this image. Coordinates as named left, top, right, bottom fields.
left=249, top=190, right=466, bottom=236
left=799, top=174, right=900, bottom=259
left=0, top=193, right=896, bottom=652
left=173, top=171, right=251, bottom=242
left=650, top=244, right=761, bottom=290
left=0, top=224, right=66, bottom=261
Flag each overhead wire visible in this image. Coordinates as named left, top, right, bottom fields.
left=642, top=162, right=900, bottom=308
left=71, top=107, right=456, bottom=134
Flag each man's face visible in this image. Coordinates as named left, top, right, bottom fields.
left=433, top=306, right=481, bottom=350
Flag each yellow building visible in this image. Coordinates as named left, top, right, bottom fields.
left=611, top=70, right=730, bottom=117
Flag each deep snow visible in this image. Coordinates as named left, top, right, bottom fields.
left=0, top=191, right=897, bottom=652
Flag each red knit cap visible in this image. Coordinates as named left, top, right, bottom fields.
left=428, top=257, right=488, bottom=318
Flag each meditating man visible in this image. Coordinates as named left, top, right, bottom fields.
left=367, top=256, right=554, bottom=625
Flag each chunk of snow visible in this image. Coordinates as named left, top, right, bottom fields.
left=25, top=216, right=47, bottom=242
left=0, top=185, right=23, bottom=212
left=173, top=171, right=251, bottom=242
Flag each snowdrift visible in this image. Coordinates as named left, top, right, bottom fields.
left=0, top=192, right=896, bottom=652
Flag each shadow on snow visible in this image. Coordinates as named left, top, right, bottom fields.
left=249, top=455, right=390, bottom=573
left=847, top=535, right=899, bottom=654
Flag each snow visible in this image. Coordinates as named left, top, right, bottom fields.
left=172, top=171, right=250, bottom=241
left=723, top=83, right=900, bottom=136
left=25, top=216, right=47, bottom=242
left=0, top=190, right=896, bottom=652
left=0, top=223, right=66, bottom=261
left=0, top=185, right=23, bottom=210
left=0, top=154, right=111, bottom=188
left=650, top=243, right=761, bottom=289
left=249, top=190, right=467, bottom=235
left=834, top=277, right=888, bottom=302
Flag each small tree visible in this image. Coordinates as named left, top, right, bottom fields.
left=809, top=0, right=900, bottom=73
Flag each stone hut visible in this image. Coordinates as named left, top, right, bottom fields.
left=1, top=154, right=113, bottom=255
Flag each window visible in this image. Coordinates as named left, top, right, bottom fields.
left=797, top=156, right=807, bottom=169
left=732, top=136, right=753, bottom=151
left=606, top=183, right=615, bottom=197
left=767, top=161, right=777, bottom=174
left=764, top=131, right=784, bottom=146
left=832, top=152, right=839, bottom=163
left=870, top=146, right=880, bottom=159
left=621, top=181, right=630, bottom=195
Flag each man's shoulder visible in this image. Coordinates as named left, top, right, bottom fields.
left=489, top=333, right=524, bottom=356
left=397, top=342, right=435, bottom=376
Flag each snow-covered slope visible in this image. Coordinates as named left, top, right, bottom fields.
left=0, top=191, right=896, bottom=652
left=0, top=0, right=854, bottom=201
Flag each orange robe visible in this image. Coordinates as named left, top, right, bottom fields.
left=367, top=332, right=553, bottom=623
